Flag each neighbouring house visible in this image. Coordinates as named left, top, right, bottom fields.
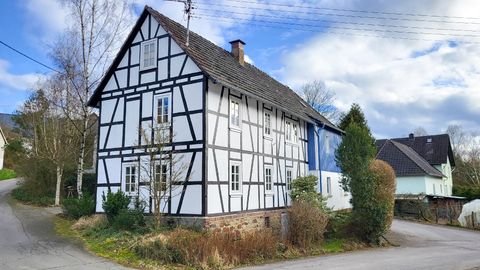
left=0, top=125, right=6, bottom=170
left=376, top=133, right=455, bottom=197
left=87, top=6, right=349, bottom=229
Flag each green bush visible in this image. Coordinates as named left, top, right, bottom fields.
left=453, top=185, right=480, bottom=201
left=112, top=208, right=146, bottom=231
left=290, top=175, right=328, bottom=211
left=62, top=194, right=95, bottom=219
left=12, top=187, right=54, bottom=206
left=352, top=160, right=396, bottom=244
left=102, top=190, right=131, bottom=224
left=0, top=168, right=16, bottom=180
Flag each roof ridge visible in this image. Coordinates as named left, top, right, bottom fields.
left=390, top=140, right=443, bottom=178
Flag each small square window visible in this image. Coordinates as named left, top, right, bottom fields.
left=326, top=176, right=332, bottom=196
left=286, top=169, right=292, bottom=191
left=124, top=164, right=138, bottom=195
left=140, top=39, right=157, bottom=70
left=264, top=112, right=271, bottom=136
left=230, top=162, right=242, bottom=194
left=155, top=94, right=171, bottom=126
left=154, top=163, right=169, bottom=193
left=265, top=167, right=273, bottom=192
left=230, top=99, right=241, bottom=128
left=285, top=121, right=291, bottom=141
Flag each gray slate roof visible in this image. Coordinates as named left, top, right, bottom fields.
left=376, top=134, right=454, bottom=166
left=376, top=140, right=444, bottom=178
left=88, top=6, right=341, bottom=132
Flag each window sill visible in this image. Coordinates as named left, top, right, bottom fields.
left=140, top=65, right=157, bottom=72
left=265, top=192, right=274, bottom=196
left=229, top=126, right=242, bottom=133
left=263, top=135, right=273, bottom=140
left=285, top=141, right=298, bottom=146
left=230, top=192, right=242, bottom=197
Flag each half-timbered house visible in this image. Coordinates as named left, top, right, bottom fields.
left=87, top=6, right=349, bottom=227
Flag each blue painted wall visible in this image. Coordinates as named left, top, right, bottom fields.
left=307, top=123, right=317, bottom=171
left=318, top=127, right=342, bottom=173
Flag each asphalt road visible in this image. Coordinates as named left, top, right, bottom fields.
left=0, top=179, right=129, bottom=270
left=241, top=219, right=480, bottom=270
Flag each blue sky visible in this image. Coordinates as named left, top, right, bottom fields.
left=1, top=0, right=480, bottom=138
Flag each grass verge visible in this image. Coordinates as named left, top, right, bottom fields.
left=0, top=168, right=16, bottom=180
left=55, top=214, right=368, bottom=270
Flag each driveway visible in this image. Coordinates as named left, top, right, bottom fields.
left=0, top=179, right=129, bottom=270
left=241, top=219, right=480, bottom=270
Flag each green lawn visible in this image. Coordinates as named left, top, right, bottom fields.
left=0, top=168, right=16, bottom=180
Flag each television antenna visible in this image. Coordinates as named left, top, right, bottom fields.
left=164, top=0, right=193, bottom=46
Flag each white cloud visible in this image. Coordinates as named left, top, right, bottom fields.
left=276, top=0, right=480, bottom=137
left=22, top=0, right=69, bottom=42
left=0, top=59, right=44, bottom=91
left=244, top=54, right=255, bottom=64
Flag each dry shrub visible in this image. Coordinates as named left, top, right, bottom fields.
left=288, top=200, right=329, bottom=249
left=72, top=215, right=108, bottom=231
left=134, top=228, right=279, bottom=269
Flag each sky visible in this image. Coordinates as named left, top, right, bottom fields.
left=0, top=0, right=479, bottom=139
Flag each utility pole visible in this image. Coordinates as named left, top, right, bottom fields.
left=165, top=0, right=193, bottom=46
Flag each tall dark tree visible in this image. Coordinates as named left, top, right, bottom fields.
left=335, top=123, right=376, bottom=192
left=338, top=103, right=370, bottom=133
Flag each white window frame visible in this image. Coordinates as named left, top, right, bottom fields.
left=285, top=121, right=292, bottom=142
left=154, top=93, right=172, bottom=127
left=326, top=176, right=332, bottom=196
left=229, top=97, right=242, bottom=130
left=286, top=169, right=292, bottom=191
left=292, top=123, right=298, bottom=143
left=264, top=111, right=272, bottom=138
left=230, top=162, right=242, bottom=195
left=154, top=162, right=169, bottom=195
left=122, top=163, right=139, bottom=196
left=265, top=166, right=273, bottom=194
left=140, top=39, right=157, bottom=70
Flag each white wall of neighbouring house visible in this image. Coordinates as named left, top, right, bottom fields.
left=396, top=175, right=446, bottom=196
left=434, top=159, right=453, bottom=196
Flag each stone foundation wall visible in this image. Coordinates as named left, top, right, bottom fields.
left=204, top=209, right=286, bottom=233
left=163, top=209, right=287, bottom=234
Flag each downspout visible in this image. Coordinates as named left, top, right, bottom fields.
left=318, top=122, right=326, bottom=194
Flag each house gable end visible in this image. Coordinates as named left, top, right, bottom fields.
left=88, top=8, right=202, bottom=107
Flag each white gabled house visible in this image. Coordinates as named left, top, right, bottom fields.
left=87, top=6, right=350, bottom=226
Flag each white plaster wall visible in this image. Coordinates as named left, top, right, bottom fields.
left=320, top=171, right=351, bottom=210
left=95, top=13, right=205, bottom=215
left=206, top=80, right=309, bottom=214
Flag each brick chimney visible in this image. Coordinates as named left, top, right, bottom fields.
left=230, top=39, right=246, bottom=65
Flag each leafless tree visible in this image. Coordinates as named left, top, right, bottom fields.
left=139, top=125, right=190, bottom=228
left=51, top=0, right=130, bottom=197
left=299, top=80, right=340, bottom=123
left=445, top=125, right=480, bottom=187
left=18, top=80, right=77, bottom=206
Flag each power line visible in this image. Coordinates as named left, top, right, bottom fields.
left=195, top=7, right=480, bottom=33
left=194, top=13, right=480, bottom=39
left=216, top=0, right=480, bottom=21
left=195, top=2, right=480, bottom=25
left=192, top=15, right=480, bottom=44
left=0, top=40, right=61, bottom=74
